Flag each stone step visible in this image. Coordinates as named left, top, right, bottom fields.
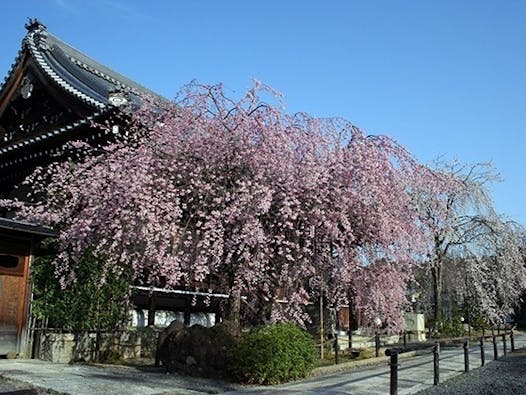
left=0, top=331, right=17, bottom=354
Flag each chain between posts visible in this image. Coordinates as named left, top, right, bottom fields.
left=384, top=329, right=517, bottom=394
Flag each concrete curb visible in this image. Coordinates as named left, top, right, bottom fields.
left=310, top=350, right=417, bottom=377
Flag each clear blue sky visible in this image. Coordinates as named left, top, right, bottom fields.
left=2, top=1, right=526, bottom=224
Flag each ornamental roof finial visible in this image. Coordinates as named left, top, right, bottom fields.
left=25, top=18, right=46, bottom=32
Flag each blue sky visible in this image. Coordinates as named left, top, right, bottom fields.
left=2, top=1, right=526, bottom=224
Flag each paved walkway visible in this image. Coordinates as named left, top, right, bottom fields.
left=229, top=334, right=525, bottom=394
left=0, top=334, right=523, bottom=394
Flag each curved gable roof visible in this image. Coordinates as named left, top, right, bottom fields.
left=0, top=19, right=160, bottom=113
left=0, top=19, right=169, bottom=190
left=0, top=19, right=166, bottom=170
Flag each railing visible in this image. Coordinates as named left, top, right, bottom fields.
left=384, top=329, right=515, bottom=395
left=318, top=330, right=424, bottom=366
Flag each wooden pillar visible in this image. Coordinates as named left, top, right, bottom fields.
left=147, top=292, right=156, bottom=326
left=319, top=288, right=324, bottom=359
left=184, top=309, right=191, bottom=326
left=348, top=291, right=353, bottom=351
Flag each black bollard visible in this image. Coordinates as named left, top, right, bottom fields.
left=335, top=335, right=339, bottom=365
left=390, top=351, right=399, bottom=395
left=510, top=330, right=515, bottom=352
left=463, top=340, right=469, bottom=372
left=493, top=335, right=498, bottom=360
left=375, top=332, right=380, bottom=357
left=479, top=338, right=485, bottom=366
left=502, top=333, right=507, bottom=356
left=433, top=343, right=440, bottom=386
left=403, top=332, right=407, bottom=347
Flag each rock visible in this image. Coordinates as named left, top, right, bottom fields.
left=159, top=320, right=185, bottom=346
left=158, top=321, right=237, bottom=377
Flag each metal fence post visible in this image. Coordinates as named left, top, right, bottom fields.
left=386, top=349, right=399, bottom=395
left=335, top=335, right=339, bottom=365
left=510, top=330, right=515, bottom=352
left=479, top=338, right=485, bottom=367
left=375, top=332, right=380, bottom=357
left=502, top=333, right=507, bottom=356
left=463, top=340, right=469, bottom=372
left=433, top=343, right=440, bottom=386
left=493, top=335, right=498, bottom=360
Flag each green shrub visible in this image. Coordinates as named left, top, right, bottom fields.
left=31, top=239, right=131, bottom=331
left=467, top=308, right=491, bottom=331
left=228, top=323, right=317, bottom=384
left=437, top=317, right=465, bottom=338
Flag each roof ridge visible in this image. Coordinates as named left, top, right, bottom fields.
left=67, top=56, right=139, bottom=95
left=42, top=30, right=160, bottom=99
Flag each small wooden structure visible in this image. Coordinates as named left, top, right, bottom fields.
left=0, top=218, right=54, bottom=356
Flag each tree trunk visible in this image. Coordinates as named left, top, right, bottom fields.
left=431, top=265, right=442, bottom=327
left=256, top=296, right=271, bottom=325
left=227, top=283, right=241, bottom=335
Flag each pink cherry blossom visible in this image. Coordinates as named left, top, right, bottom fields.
left=4, top=82, right=447, bottom=331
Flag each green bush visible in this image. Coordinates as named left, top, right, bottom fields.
left=31, top=239, right=131, bottom=331
left=436, top=317, right=465, bottom=338
left=228, top=323, right=317, bottom=384
left=467, top=308, right=491, bottom=331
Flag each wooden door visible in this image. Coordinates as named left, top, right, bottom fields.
left=0, top=252, right=30, bottom=354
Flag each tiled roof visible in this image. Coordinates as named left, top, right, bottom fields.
left=4, top=19, right=159, bottom=109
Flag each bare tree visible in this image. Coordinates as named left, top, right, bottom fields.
left=414, top=161, right=526, bottom=327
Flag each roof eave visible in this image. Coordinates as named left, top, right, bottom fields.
left=0, top=217, right=56, bottom=238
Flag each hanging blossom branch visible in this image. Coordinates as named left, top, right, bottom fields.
left=2, top=81, right=450, bottom=331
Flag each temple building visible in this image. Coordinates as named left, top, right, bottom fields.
left=0, top=19, right=221, bottom=357
left=0, top=19, right=154, bottom=196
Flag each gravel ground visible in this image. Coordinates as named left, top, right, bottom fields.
left=416, top=348, right=526, bottom=395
